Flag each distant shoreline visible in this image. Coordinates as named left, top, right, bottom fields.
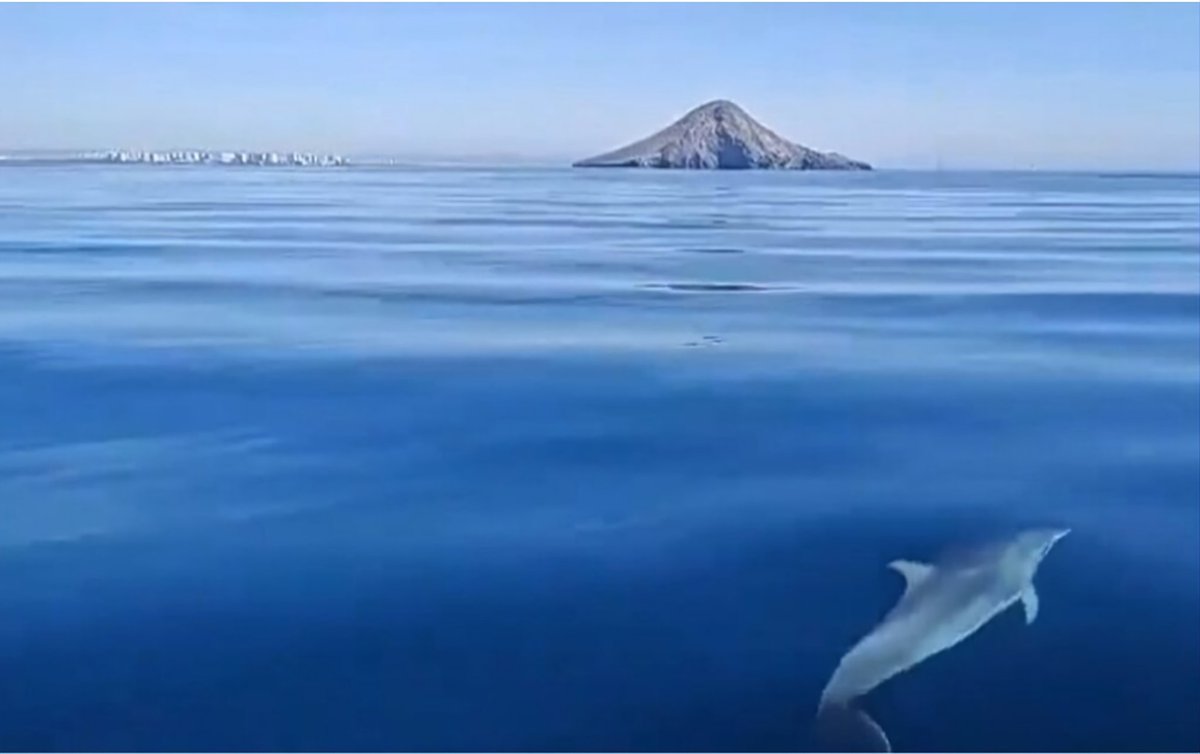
left=0, top=150, right=349, bottom=168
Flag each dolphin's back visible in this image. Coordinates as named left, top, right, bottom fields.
left=821, top=565, right=1018, bottom=706
left=820, top=611, right=925, bottom=707
left=815, top=565, right=1019, bottom=753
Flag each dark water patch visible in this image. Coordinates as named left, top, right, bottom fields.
left=1096, top=171, right=1200, bottom=180
left=0, top=241, right=173, bottom=256
left=681, top=335, right=727, bottom=348
left=795, top=290, right=1200, bottom=320
left=25, top=199, right=346, bottom=215
left=425, top=215, right=787, bottom=232
left=644, top=282, right=780, bottom=293
left=677, top=247, right=747, bottom=255
left=0, top=277, right=631, bottom=310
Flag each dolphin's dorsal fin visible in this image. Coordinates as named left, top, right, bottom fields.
left=1021, top=584, right=1040, bottom=624
left=888, top=559, right=934, bottom=594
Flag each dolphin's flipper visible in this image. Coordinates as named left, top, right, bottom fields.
left=1020, top=585, right=1039, bottom=624
left=888, top=560, right=933, bottom=595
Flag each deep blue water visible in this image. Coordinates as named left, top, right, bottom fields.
left=0, top=166, right=1197, bottom=752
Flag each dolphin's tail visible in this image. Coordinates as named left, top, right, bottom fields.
left=815, top=701, right=891, bottom=752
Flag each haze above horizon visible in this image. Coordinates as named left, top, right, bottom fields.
left=3, top=3, right=1198, bottom=171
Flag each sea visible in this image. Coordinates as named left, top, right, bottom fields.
left=0, top=165, right=1197, bottom=752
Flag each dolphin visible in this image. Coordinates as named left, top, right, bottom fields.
left=815, top=527, right=1070, bottom=752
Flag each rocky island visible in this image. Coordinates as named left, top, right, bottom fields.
left=574, top=99, right=870, bottom=171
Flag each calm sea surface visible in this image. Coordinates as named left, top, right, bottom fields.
left=0, top=166, right=1197, bottom=751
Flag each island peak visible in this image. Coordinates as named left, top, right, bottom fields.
left=574, top=99, right=870, bottom=171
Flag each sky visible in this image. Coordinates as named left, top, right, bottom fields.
left=2, top=3, right=1198, bottom=170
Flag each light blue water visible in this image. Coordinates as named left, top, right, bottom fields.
left=0, top=166, right=1197, bottom=751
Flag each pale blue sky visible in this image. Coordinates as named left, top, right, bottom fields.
left=2, top=3, right=1198, bottom=169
